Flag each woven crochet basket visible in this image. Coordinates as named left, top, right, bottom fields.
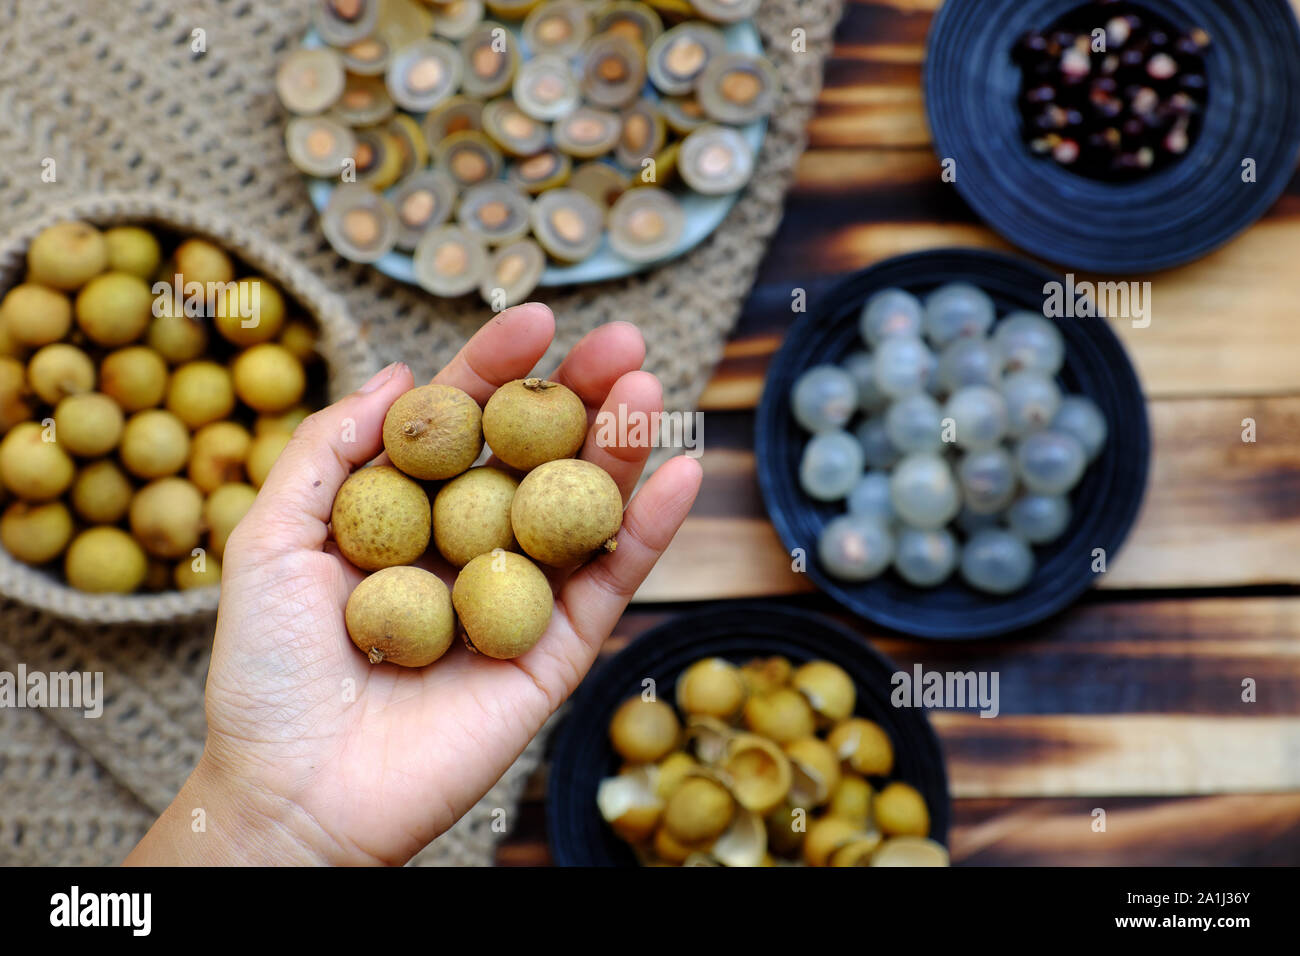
left=0, top=191, right=377, bottom=625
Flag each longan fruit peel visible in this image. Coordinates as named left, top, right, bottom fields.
left=382, top=383, right=484, bottom=481
left=345, top=566, right=456, bottom=668
left=452, top=550, right=553, bottom=660
left=482, top=377, right=587, bottom=472
left=510, top=458, right=622, bottom=566
left=330, top=464, right=431, bottom=571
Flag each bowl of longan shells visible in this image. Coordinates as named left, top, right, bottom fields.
left=0, top=193, right=373, bottom=623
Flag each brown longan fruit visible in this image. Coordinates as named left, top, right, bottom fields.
left=205, top=482, right=257, bottom=558
left=383, top=384, right=483, bottom=481
left=345, top=566, right=456, bottom=667
left=214, top=277, right=285, bottom=346
left=174, top=552, right=221, bottom=590
left=27, top=343, right=95, bottom=405
left=0, top=356, right=33, bottom=432
left=231, top=343, right=305, bottom=413
left=100, top=346, right=168, bottom=411
left=608, top=696, right=681, bottom=763
left=0, top=500, right=74, bottom=564
left=64, top=526, right=148, bottom=593
left=451, top=550, right=554, bottom=660
left=188, top=421, right=251, bottom=493
left=103, top=226, right=162, bottom=280
left=119, top=409, right=190, bottom=479
left=509, top=458, right=623, bottom=566
left=0, top=283, right=72, bottom=347
left=146, top=309, right=209, bottom=365
left=74, top=272, right=154, bottom=346
left=53, top=392, right=125, bottom=457
left=278, top=320, right=317, bottom=362
left=165, top=361, right=235, bottom=429
left=873, top=782, right=930, bottom=837
left=172, top=238, right=235, bottom=287
left=26, top=221, right=108, bottom=291
left=71, top=459, right=133, bottom=524
left=330, top=464, right=430, bottom=571
left=433, top=466, right=518, bottom=567
left=0, top=421, right=75, bottom=501
left=129, top=477, right=204, bottom=559
left=482, top=377, right=587, bottom=471
left=246, top=430, right=290, bottom=488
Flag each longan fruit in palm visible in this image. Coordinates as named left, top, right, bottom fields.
left=166, top=361, right=235, bottom=429
left=74, top=272, right=154, bottom=346
left=130, top=477, right=204, bottom=559
left=172, top=238, right=235, bottom=287
left=205, top=482, right=257, bottom=558
left=254, top=405, right=309, bottom=436
left=0, top=283, right=72, bottom=347
left=432, top=466, right=518, bottom=567
left=0, top=356, right=33, bottom=432
left=100, top=346, right=168, bottom=411
left=119, top=409, right=190, bottom=479
left=26, top=221, right=108, bottom=291
left=103, top=226, right=162, bottom=280
left=71, top=459, right=133, bottom=524
left=0, top=421, right=75, bottom=501
left=214, top=277, right=285, bottom=346
left=452, top=550, right=554, bottom=660
left=278, top=319, right=317, bottom=362
left=174, top=552, right=221, bottom=590
left=65, top=527, right=148, bottom=593
left=345, top=565, right=456, bottom=667
left=52, top=392, right=125, bottom=457
left=231, top=343, right=305, bottom=413
left=382, top=383, right=483, bottom=480
left=146, top=308, right=209, bottom=364
left=246, top=430, right=290, bottom=488
left=0, top=500, right=74, bottom=564
left=27, top=343, right=95, bottom=405
left=188, top=421, right=251, bottom=493
left=330, top=465, right=430, bottom=570
left=482, top=377, right=587, bottom=471
left=509, top=458, right=623, bottom=566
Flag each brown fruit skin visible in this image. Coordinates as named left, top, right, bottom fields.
left=608, top=696, right=681, bottom=763
left=71, top=460, right=133, bottom=524
left=663, top=777, right=735, bottom=844
left=65, top=527, right=148, bottom=593
left=231, top=343, right=306, bottom=413
left=330, top=464, right=431, bottom=571
left=0, top=422, right=75, bottom=501
left=172, top=238, right=235, bottom=287
left=452, top=550, right=553, bottom=659
left=53, top=392, right=124, bottom=457
left=382, top=383, right=483, bottom=481
left=188, top=421, right=251, bottom=493
left=104, top=226, right=162, bottom=280
left=214, top=278, right=286, bottom=347
left=433, top=466, right=518, bottom=567
left=26, top=221, right=108, bottom=291
left=101, top=346, right=168, bottom=411
left=345, top=565, right=457, bottom=667
left=0, top=284, right=72, bottom=347
left=166, top=361, right=236, bottom=429
left=120, top=409, right=191, bottom=479
left=510, top=458, right=622, bottom=566
left=74, top=272, right=154, bottom=346
left=27, top=343, right=96, bottom=405
left=482, top=377, right=586, bottom=471
left=129, top=477, right=204, bottom=559
left=1, top=500, right=74, bottom=564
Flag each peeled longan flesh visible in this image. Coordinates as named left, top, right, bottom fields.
left=608, top=696, right=681, bottom=763
left=174, top=552, right=221, bottom=590
left=27, top=343, right=95, bottom=405
left=166, top=360, right=235, bottom=428
left=382, top=383, right=483, bottom=481
left=65, top=526, right=148, bottom=593
left=345, top=565, right=457, bottom=667
left=1, top=500, right=74, bottom=564
left=0, top=421, right=75, bottom=501
left=53, top=392, right=124, bottom=457
left=510, top=458, right=622, bottom=566
left=0, top=357, right=33, bottom=432
left=104, top=226, right=162, bottom=280
left=147, top=310, right=209, bottom=364
left=71, top=459, right=133, bottom=524
left=214, top=277, right=286, bottom=347
left=433, top=465, right=518, bottom=567
left=482, top=377, right=587, bottom=471
left=232, top=343, right=306, bottom=413
left=0, top=283, right=72, bottom=347
left=188, top=421, right=251, bottom=493
left=205, top=482, right=257, bottom=558
left=74, top=271, right=154, bottom=346
left=246, top=430, right=290, bottom=488
left=120, top=409, right=190, bottom=479
left=26, top=221, right=108, bottom=291
left=451, top=550, right=553, bottom=659
left=330, top=464, right=431, bottom=571
left=172, top=238, right=235, bottom=287
left=130, top=477, right=204, bottom=559
left=101, top=346, right=168, bottom=411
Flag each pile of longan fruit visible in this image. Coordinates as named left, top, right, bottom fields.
left=0, top=220, right=320, bottom=595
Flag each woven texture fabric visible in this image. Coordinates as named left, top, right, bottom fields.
left=0, top=0, right=842, bottom=865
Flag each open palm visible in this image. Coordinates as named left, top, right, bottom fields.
left=128, top=304, right=701, bottom=866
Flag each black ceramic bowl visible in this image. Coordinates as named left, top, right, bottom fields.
left=546, top=603, right=950, bottom=867
left=755, top=248, right=1149, bottom=640
left=924, top=0, right=1300, bottom=273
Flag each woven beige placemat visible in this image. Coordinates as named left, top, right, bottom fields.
left=0, top=0, right=842, bottom=865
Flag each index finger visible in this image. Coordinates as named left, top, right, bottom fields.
left=431, top=302, right=556, bottom=403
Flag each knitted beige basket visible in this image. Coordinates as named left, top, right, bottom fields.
left=0, top=191, right=377, bottom=625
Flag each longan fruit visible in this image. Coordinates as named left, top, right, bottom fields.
left=53, top=392, right=125, bottom=457
left=146, top=309, right=209, bottom=365
left=254, top=406, right=309, bottom=436
left=452, top=550, right=554, bottom=660
left=0, top=421, right=75, bottom=501
left=100, top=346, right=168, bottom=411
left=0, top=356, right=33, bottom=432
left=482, top=377, right=587, bottom=471
left=510, top=458, right=623, bottom=566
left=873, top=782, right=930, bottom=838
left=432, top=466, right=518, bottom=567
left=103, top=226, right=162, bottom=280
left=214, top=277, right=285, bottom=346
left=27, top=343, right=95, bottom=405
left=246, top=430, right=290, bottom=488
left=382, top=384, right=483, bottom=481
left=129, top=477, right=204, bottom=559
left=205, top=482, right=257, bottom=558
left=188, top=421, right=251, bottom=493
left=0, top=283, right=72, bottom=347
left=64, top=527, right=148, bottom=593
left=0, top=500, right=74, bottom=564
left=74, top=272, right=154, bottom=346
left=278, top=319, right=317, bottom=362
left=608, top=697, right=682, bottom=763
left=71, top=459, right=133, bottom=524
left=345, top=566, right=456, bottom=667
left=174, top=552, right=221, bottom=590
left=330, top=464, right=432, bottom=571
left=165, top=361, right=235, bottom=429
left=172, top=238, right=235, bottom=287
left=231, top=343, right=305, bottom=413
left=119, top=409, right=190, bottom=479
left=26, top=221, right=108, bottom=291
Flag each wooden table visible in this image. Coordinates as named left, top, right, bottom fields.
left=497, top=0, right=1300, bottom=865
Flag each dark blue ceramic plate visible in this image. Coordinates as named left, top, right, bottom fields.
left=924, top=0, right=1300, bottom=273
left=546, top=603, right=950, bottom=867
left=755, top=248, right=1149, bottom=640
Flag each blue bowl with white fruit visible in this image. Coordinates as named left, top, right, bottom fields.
left=755, top=248, right=1149, bottom=640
